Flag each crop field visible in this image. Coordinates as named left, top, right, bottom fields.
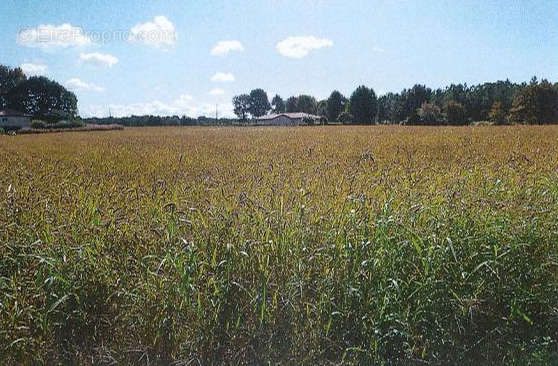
left=2, top=126, right=558, bottom=364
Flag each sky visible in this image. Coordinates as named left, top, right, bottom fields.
left=1, top=0, right=557, bottom=118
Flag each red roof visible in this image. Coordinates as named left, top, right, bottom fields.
left=0, top=109, right=31, bottom=117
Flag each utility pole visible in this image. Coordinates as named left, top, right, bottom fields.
left=215, top=104, right=219, bottom=124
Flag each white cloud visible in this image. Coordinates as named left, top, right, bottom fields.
left=17, top=23, right=92, bottom=49
left=211, top=72, right=235, bottom=83
left=276, top=36, right=333, bottom=58
left=66, top=78, right=104, bottom=92
left=209, top=88, right=225, bottom=96
left=210, top=40, right=244, bottom=56
left=20, top=63, right=47, bottom=76
left=128, top=16, right=177, bottom=48
left=80, top=52, right=119, bottom=67
left=372, top=46, right=385, bottom=53
left=81, top=94, right=234, bottom=118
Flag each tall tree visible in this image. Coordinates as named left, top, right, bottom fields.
left=418, top=102, right=442, bottom=125
left=296, top=95, right=318, bottom=114
left=285, top=96, right=298, bottom=112
left=402, top=84, right=431, bottom=124
left=509, top=78, right=558, bottom=124
left=488, top=102, right=507, bottom=125
left=248, top=89, right=271, bottom=117
left=0, top=65, right=27, bottom=109
left=326, top=90, right=346, bottom=121
left=317, top=100, right=328, bottom=119
left=271, top=94, right=285, bottom=113
left=443, top=100, right=467, bottom=125
left=7, top=76, right=77, bottom=118
left=232, top=94, right=251, bottom=121
left=349, top=85, right=377, bottom=124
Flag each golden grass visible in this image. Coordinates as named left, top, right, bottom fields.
left=1, top=126, right=558, bottom=364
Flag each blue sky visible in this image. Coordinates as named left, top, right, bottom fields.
left=1, top=0, right=557, bottom=117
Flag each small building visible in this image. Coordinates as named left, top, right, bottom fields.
left=0, top=109, right=32, bottom=128
left=256, top=112, right=321, bottom=126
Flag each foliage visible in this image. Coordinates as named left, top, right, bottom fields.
left=0, top=65, right=26, bottom=108
left=31, top=120, right=47, bottom=129
left=296, top=95, right=318, bottom=114
left=317, top=100, right=328, bottom=118
left=2, top=126, right=558, bottom=364
left=248, top=89, right=271, bottom=118
left=509, top=78, right=558, bottom=124
left=489, top=102, right=508, bottom=125
left=417, top=102, right=442, bottom=124
left=401, top=84, right=432, bottom=124
left=327, top=90, right=346, bottom=122
left=86, top=115, right=199, bottom=127
left=0, top=127, right=4, bottom=135
left=338, top=111, right=354, bottom=124
left=233, top=94, right=251, bottom=121
left=285, top=96, right=298, bottom=113
left=271, top=94, right=285, bottom=114
left=443, top=100, right=468, bottom=125
left=7, top=76, right=78, bottom=118
left=349, top=85, right=377, bottom=124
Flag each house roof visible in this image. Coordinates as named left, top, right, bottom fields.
left=0, top=109, right=32, bottom=117
left=257, top=112, right=320, bottom=121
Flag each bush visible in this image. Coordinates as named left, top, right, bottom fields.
left=0, top=127, right=4, bottom=135
left=302, top=116, right=315, bottom=125
left=46, top=120, right=86, bottom=129
left=338, top=111, right=354, bottom=124
left=31, top=120, right=47, bottom=129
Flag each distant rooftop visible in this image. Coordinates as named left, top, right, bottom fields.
left=257, top=112, right=320, bottom=120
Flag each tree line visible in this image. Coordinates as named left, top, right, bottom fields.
left=0, top=65, right=78, bottom=121
left=234, top=77, right=558, bottom=125
left=3, top=63, right=557, bottom=126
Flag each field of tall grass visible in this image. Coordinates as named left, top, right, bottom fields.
left=1, top=126, right=558, bottom=364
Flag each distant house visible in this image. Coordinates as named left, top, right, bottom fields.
left=0, top=109, right=32, bottom=128
left=256, top=112, right=321, bottom=126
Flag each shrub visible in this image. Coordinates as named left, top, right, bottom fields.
left=31, top=120, right=47, bottom=129
left=338, top=111, right=354, bottom=124
left=302, top=116, right=315, bottom=125
left=48, top=120, right=86, bottom=129
left=0, top=127, right=4, bottom=135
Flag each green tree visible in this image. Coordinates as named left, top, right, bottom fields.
left=271, top=95, right=285, bottom=114
left=349, top=85, right=377, bottom=124
left=326, top=90, right=346, bottom=121
left=285, top=96, right=298, bottom=113
left=0, top=65, right=27, bottom=109
left=417, top=102, right=442, bottom=125
left=7, top=76, right=77, bottom=118
left=443, top=100, right=467, bottom=125
left=509, top=78, right=558, bottom=124
left=232, top=94, right=251, bottom=121
left=402, top=84, right=432, bottom=124
left=338, top=111, right=354, bottom=124
left=488, top=102, right=507, bottom=125
left=248, top=89, right=271, bottom=117
left=317, top=100, right=328, bottom=118
left=296, top=95, right=317, bottom=114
